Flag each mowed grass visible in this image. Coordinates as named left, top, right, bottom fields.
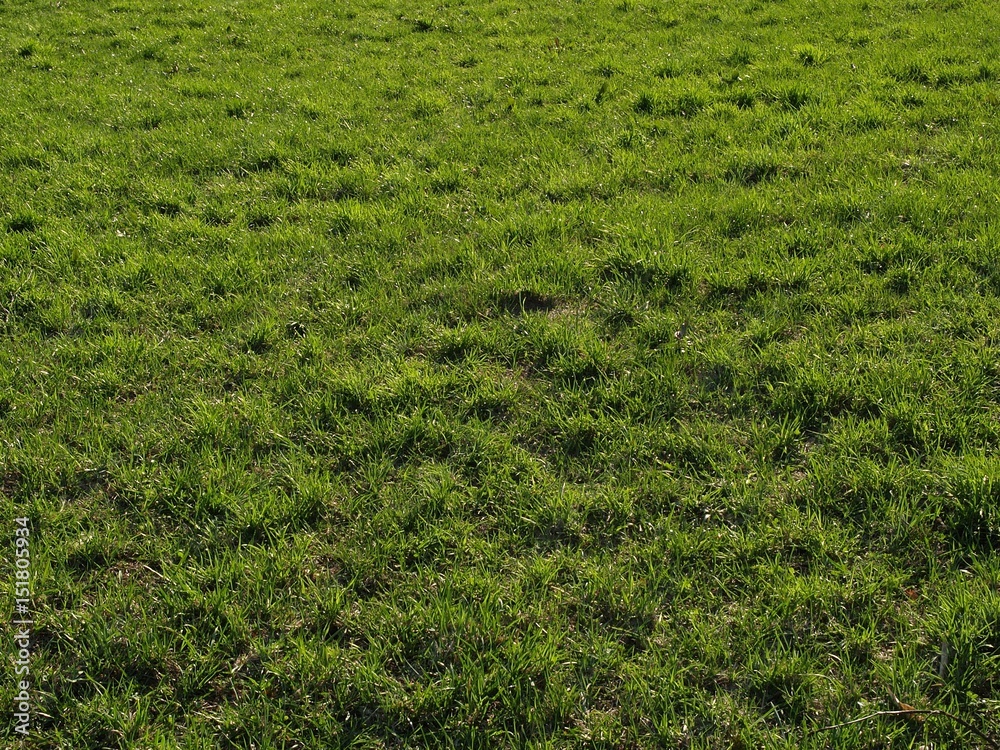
left=2, top=0, right=1000, bottom=746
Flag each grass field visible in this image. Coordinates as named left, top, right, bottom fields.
left=3, top=0, right=1000, bottom=746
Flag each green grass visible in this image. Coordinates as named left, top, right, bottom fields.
left=2, top=0, right=1000, bottom=746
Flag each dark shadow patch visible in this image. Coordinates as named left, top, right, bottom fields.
left=6, top=214, right=38, bottom=233
left=705, top=273, right=809, bottom=305
left=599, top=255, right=692, bottom=290
left=139, top=114, right=162, bottom=130
left=494, top=290, right=560, bottom=316
left=765, top=85, right=813, bottom=111
left=242, top=153, right=283, bottom=174
left=285, top=320, right=307, bottom=338
left=634, top=92, right=655, bottom=114
left=1, top=469, right=23, bottom=499
left=727, top=90, right=757, bottom=109
left=247, top=212, right=277, bottom=231
left=409, top=18, right=434, bottom=32
left=745, top=671, right=809, bottom=724
left=725, top=158, right=779, bottom=186
left=225, top=103, right=253, bottom=119
left=320, top=146, right=355, bottom=166
left=153, top=201, right=181, bottom=217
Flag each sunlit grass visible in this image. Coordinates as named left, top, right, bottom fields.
left=1, top=0, right=1000, bottom=746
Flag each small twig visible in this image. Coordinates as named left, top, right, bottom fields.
left=808, top=709, right=998, bottom=749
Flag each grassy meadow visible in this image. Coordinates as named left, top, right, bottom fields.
left=3, top=0, right=1000, bottom=746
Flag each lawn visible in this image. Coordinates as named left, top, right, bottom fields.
left=2, top=0, right=1000, bottom=746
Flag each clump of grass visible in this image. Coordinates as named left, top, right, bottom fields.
left=793, top=43, right=827, bottom=66
left=595, top=62, right=618, bottom=78
left=726, top=45, right=754, bottom=66
left=633, top=89, right=705, bottom=117
left=653, top=61, right=682, bottom=78
left=773, top=83, right=813, bottom=109
left=634, top=91, right=655, bottom=114
left=726, top=151, right=781, bottom=185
